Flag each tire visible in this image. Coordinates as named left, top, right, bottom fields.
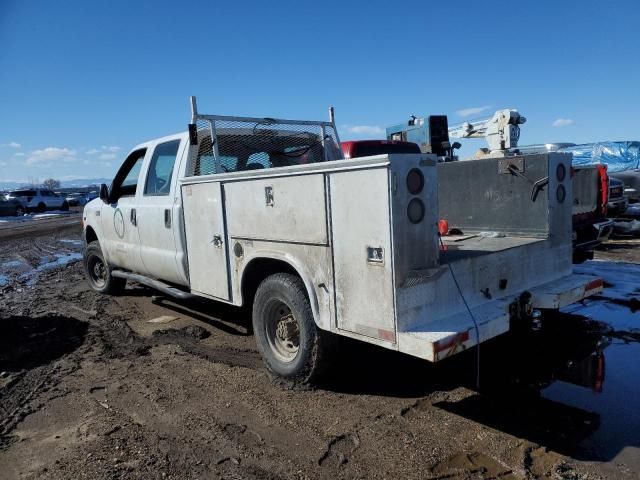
left=83, top=241, right=126, bottom=295
left=14, top=206, right=25, bottom=216
left=252, top=273, right=328, bottom=386
left=36, top=202, right=46, bottom=213
left=61, top=201, right=69, bottom=211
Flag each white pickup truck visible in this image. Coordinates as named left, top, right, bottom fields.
left=82, top=98, right=603, bottom=385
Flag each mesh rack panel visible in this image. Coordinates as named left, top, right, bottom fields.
left=186, top=117, right=341, bottom=177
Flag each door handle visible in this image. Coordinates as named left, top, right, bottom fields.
left=130, top=208, right=137, bottom=226
left=164, top=209, right=171, bottom=228
left=211, top=235, right=223, bottom=248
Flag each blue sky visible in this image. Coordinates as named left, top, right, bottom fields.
left=1, top=0, right=639, bottom=184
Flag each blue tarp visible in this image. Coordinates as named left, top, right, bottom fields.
left=558, top=141, right=640, bottom=172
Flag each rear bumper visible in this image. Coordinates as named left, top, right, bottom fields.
left=530, top=274, right=603, bottom=309
left=397, top=273, right=603, bottom=362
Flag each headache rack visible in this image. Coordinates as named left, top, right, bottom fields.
left=186, top=96, right=342, bottom=177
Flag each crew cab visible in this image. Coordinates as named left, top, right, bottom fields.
left=82, top=98, right=602, bottom=385
left=5, top=188, right=69, bottom=212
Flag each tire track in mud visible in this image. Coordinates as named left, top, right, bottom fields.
left=0, top=274, right=264, bottom=444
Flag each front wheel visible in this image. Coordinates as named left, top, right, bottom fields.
left=252, top=273, right=328, bottom=386
left=61, top=201, right=69, bottom=211
left=83, top=241, right=126, bottom=294
left=36, top=202, right=46, bottom=213
left=14, top=206, right=25, bottom=216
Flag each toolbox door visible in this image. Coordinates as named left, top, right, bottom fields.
left=329, top=168, right=396, bottom=342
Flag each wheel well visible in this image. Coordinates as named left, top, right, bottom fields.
left=241, top=258, right=299, bottom=307
left=85, top=226, right=98, bottom=245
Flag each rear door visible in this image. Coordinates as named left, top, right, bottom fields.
left=181, top=181, right=230, bottom=300
left=136, top=137, right=185, bottom=285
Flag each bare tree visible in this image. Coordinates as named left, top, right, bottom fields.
left=42, top=178, right=61, bottom=190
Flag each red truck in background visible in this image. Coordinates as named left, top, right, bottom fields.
left=341, top=140, right=421, bottom=159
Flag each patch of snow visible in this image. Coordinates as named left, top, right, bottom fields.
left=625, top=204, right=640, bottom=217
left=567, top=260, right=640, bottom=332
left=32, top=211, right=74, bottom=220
left=0, top=274, right=8, bottom=287
left=1, top=260, right=26, bottom=269
left=59, top=239, right=83, bottom=246
left=34, top=253, right=82, bottom=272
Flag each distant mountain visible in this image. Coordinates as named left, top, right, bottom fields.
left=60, top=178, right=111, bottom=188
left=0, top=178, right=111, bottom=190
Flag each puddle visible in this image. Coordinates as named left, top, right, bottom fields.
left=463, top=260, right=640, bottom=467
left=8, top=253, right=84, bottom=286
left=543, top=341, right=640, bottom=466
left=0, top=274, right=8, bottom=287
left=540, top=260, right=640, bottom=465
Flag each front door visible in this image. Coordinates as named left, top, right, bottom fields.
left=101, top=148, right=147, bottom=273
left=136, top=138, right=185, bottom=285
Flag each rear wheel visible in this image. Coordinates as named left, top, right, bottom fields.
left=61, top=201, right=69, bottom=211
left=14, top=206, right=25, bottom=216
left=252, top=273, right=328, bottom=386
left=36, top=202, right=46, bottom=213
left=83, top=241, right=125, bottom=294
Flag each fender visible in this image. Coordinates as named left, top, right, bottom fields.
left=235, top=246, right=333, bottom=332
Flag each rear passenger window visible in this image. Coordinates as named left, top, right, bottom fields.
left=144, top=140, right=180, bottom=196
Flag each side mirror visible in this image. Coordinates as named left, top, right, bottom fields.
left=99, top=184, right=109, bottom=203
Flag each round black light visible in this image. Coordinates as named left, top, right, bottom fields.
left=406, top=168, right=424, bottom=195
left=556, top=185, right=566, bottom=203
left=556, top=163, right=566, bottom=182
left=407, top=198, right=425, bottom=223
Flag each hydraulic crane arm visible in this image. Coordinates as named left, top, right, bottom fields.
left=449, top=109, right=527, bottom=153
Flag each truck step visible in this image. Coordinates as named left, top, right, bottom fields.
left=111, top=270, right=196, bottom=301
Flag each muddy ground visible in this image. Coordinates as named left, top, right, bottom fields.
left=0, top=218, right=639, bottom=479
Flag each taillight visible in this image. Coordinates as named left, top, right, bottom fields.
left=596, top=164, right=608, bottom=215
left=556, top=163, right=566, bottom=181
left=406, top=168, right=424, bottom=194
left=407, top=198, right=425, bottom=223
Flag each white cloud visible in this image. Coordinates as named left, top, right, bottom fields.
left=1, top=141, right=21, bottom=149
left=0, top=161, right=7, bottom=166
left=13, top=152, right=25, bottom=157
left=99, top=153, right=116, bottom=160
left=87, top=145, right=120, bottom=155
left=25, top=147, right=77, bottom=166
left=343, top=125, right=385, bottom=136
left=552, top=118, right=574, bottom=127
left=456, top=105, right=492, bottom=118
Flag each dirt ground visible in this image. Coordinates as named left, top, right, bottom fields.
left=0, top=219, right=639, bottom=479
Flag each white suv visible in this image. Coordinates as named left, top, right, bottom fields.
left=5, top=188, right=69, bottom=212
